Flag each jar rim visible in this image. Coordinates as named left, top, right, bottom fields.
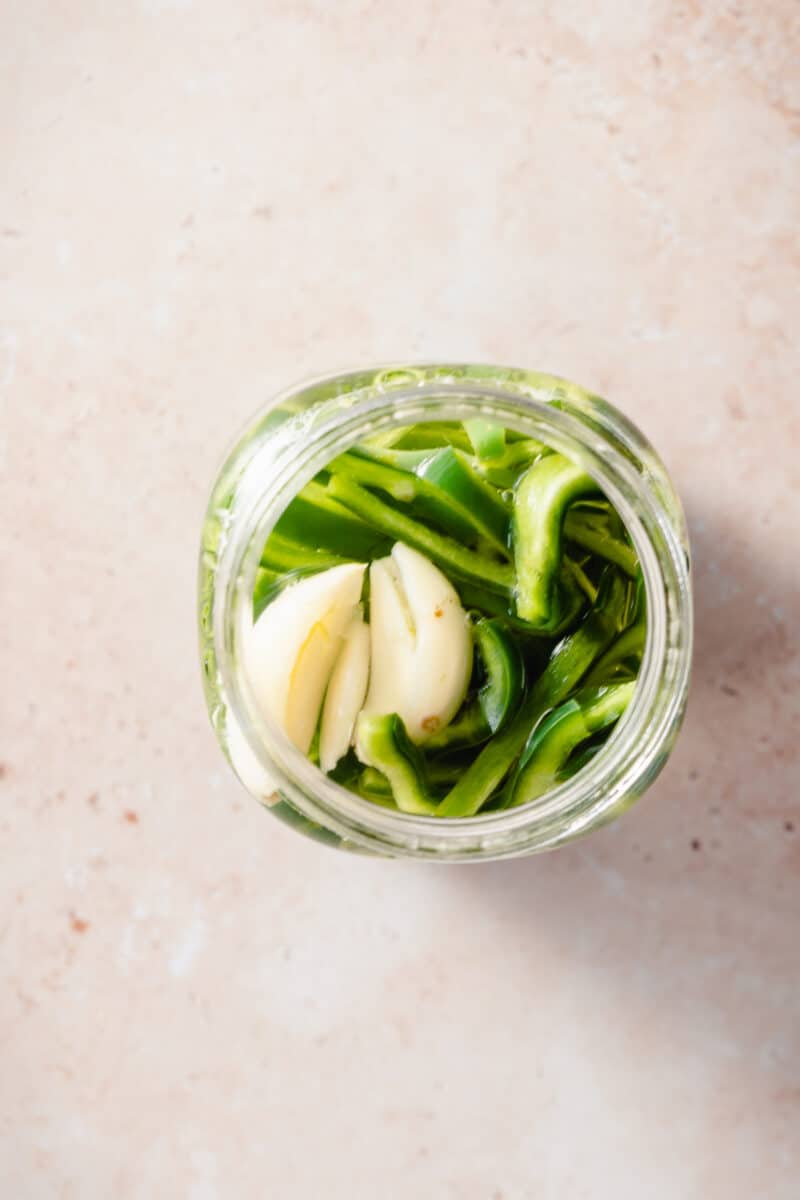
left=210, top=367, right=692, bottom=859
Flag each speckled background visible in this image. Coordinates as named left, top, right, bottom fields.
left=2, top=3, right=799, bottom=1197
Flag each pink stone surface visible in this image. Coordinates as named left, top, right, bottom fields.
left=2, top=3, right=799, bottom=1197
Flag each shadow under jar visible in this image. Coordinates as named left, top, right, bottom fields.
left=198, top=364, right=692, bottom=861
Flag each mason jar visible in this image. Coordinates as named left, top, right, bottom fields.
left=198, top=364, right=692, bottom=861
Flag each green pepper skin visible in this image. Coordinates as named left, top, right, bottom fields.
left=584, top=574, right=647, bottom=684
left=510, top=681, right=636, bottom=806
left=335, top=445, right=511, bottom=555
left=355, top=713, right=437, bottom=815
left=475, top=618, right=525, bottom=733
left=513, top=453, right=600, bottom=627
left=423, top=702, right=490, bottom=753
left=272, top=479, right=386, bottom=560
left=584, top=624, right=645, bottom=685
left=463, top=419, right=506, bottom=461
left=416, top=447, right=511, bottom=553
left=260, top=532, right=350, bottom=575
left=564, top=509, right=639, bottom=578
left=393, top=423, right=473, bottom=452
left=359, top=758, right=466, bottom=800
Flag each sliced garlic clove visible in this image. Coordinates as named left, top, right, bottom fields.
left=362, top=556, right=415, bottom=717
left=391, top=543, right=472, bottom=742
left=362, top=543, right=472, bottom=745
left=319, top=611, right=370, bottom=773
left=246, top=562, right=365, bottom=753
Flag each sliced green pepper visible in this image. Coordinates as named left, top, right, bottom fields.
left=357, top=445, right=439, bottom=472
left=393, top=423, right=472, bottom=452
left=273, top=479, right=387, bottom=560
left=456, top=580, right=579, bottom=637
left=355, top=713, right=437, bottom=815
left=437, top=570, right=628, bottom=817
left=424, top=702, right=490, bottom=753
left=513, top=453, right=601, bottom=627
left=464, top=419, right=506, bottom=461
left=260, top=532, right=350, bottom=575
left=331, top=451, right=497, bottom=549
left=584, top=574, right=647, bottom=684
left=475, top=618, right=525, bottom=733
left=564, top=509, right=639, bottom=578
left=476, top=439, right=551, bottom=489
left=359, top=757, right=466, bottom=799
left=510, top=681, right=636, bottom=806
left=326, top=475, right=515, bottom=595
left=583, top=625, right=645, bottom=683
left=416, top=447, right=510, bottom=553
left=564, top=556, right=598, bottom=604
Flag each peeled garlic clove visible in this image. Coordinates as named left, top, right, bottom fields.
left=319, top=611, right=370, bottom=773
left=391, top=543, right=472, bottom=741
left=246, top=562, right=365, bottom=753
left=362, top=556, right=415, bottom=718
left=363, top=543, right=471, bottom=744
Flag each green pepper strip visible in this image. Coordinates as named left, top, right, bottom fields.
left=331, top=452, right=480, bottom=548
left=357, top=445, right=438, bottom=472
left=273, top=480, right=387, bottom=560
left=393, top=423, right=473, bottom=452
left=584, top=573, right=646, bottom=684
left=513, top=453, right=601, bottom=627
left=353, top=771, right=402, bottom=809
left=564, top=557, right=598, bottom=604
left=464, top=419, right=506, bottom=461
left=584, top=626, right=645, bottom=683
left=326, top=475, right=515, bottom=595
left=423, top=702, right=490, bottom=753
left=494, top=439, right=550, bottom=468
left=334, top=449, right=510, bottom=555
left=475, top=618, right=525, bottom=733
left=437, top=571, right=627, bottom=818
left=260, top=532, right=350, bottom=574
left=261, top=534, right=350, bottom=573
left=359, top=759, right=465, bottom=798
left=355, top=713, right=437, bottom=815
left=457, top=570, right=585, bottom=636
left=510, top=681, right=636, bottom=806
left=477, top=439, right=551, bottom=487
left=564, top=510, right=639, bottom=578
left=416, top=447, right=510, bottom=551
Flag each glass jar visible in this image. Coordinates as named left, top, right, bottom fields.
left=198, top=364, right=692, bottom=861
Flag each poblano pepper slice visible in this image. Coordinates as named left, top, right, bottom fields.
left=354, top=713, right=437, bottom=816
left=272, top=479, right=387, bottom=560
left=513, top=452, right=601, bottom=628
left=509, top=680, right=636, bottom=807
